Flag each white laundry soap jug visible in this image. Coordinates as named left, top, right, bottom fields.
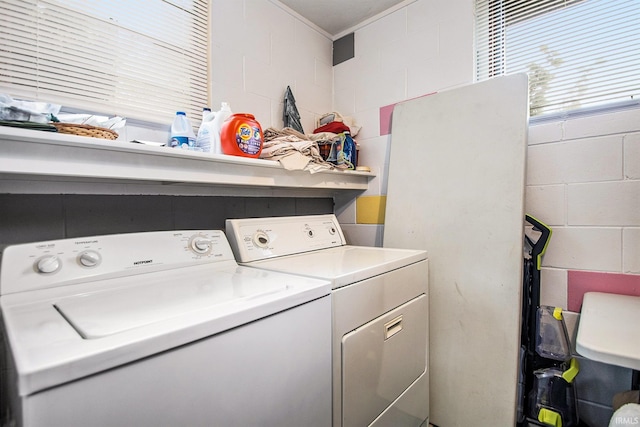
left=210, top=102, right=232, bottom=154
left=196, top=109, right=216, bottom=153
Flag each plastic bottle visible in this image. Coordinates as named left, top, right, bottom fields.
left=196, top=109, right=216, bottom=153
left=201, top=107, right=211, bottom=121
left=210, top=102, right=232, bottom=154
left=169, top=111, right=196, bottom=149
left=220, top=113, right=263, bottom=158
left=196, top=103, right=232, bottom=154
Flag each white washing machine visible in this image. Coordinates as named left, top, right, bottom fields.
left=225, top=214, right=429, bottom=427
left=0, top=230, right=331, bottom=427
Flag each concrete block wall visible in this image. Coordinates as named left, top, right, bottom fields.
left=528, top=107, right=640, bottom=312
left=527, top=108, right=640, bottom=425
left=210, top=0, right=333, bottom=133
left=104, top=0, right=333, bottom=144
left=331, top=0, right=639, bottom=425
left=0, top=195, right=334, bottom=246
left=333, top=0, right=475, bottom=244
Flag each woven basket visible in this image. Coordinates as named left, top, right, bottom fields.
left=53, top=123, right=118, bottom=140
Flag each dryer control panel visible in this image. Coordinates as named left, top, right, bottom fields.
left=226, top=214, right=347, bottom=262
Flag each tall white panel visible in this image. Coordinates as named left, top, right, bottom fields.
left=383, top=74, right=529, bottom=426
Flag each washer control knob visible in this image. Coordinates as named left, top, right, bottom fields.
left=253, top=231, right=270, bottom=248
left=190, top=237, right=211, bottom=254
left=78, top=251, right=102, bottom=268
left=35, top=255, right=61, bottom=274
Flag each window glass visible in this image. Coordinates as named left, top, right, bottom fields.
left=475, top=0, right=640, bottom=116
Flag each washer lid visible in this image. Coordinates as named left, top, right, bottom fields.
left=55, top=271, right=288, bottom=339
left=245, top=246, right=427, bottom=289
left=1, top=263, right=330, bottom=396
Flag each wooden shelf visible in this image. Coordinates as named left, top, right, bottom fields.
left=0, top=127, right=373, bottom=197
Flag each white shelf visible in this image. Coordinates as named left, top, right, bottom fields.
left=0, top=127, right=373, bottom=197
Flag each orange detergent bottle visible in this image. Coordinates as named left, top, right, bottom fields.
left=220, top=113, right=263, bottom=158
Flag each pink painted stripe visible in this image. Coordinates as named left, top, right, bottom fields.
left=567, top=270, right=640, bottom=312
left=379, top=92, right=437, bottom=136
left=379, top=103, right=396, bottom=136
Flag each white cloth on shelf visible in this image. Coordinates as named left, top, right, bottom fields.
left=261, top=127, right=335, bottom=174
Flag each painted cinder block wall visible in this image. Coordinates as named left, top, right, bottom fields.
left=209, top=0, right=333, bottom=133
left=203, top=7, right=639, bottom=423
left=529, top=110, right=640, bottom=308
left=330, top=0, right=639, bottom=424
left=331, top=0, right=639, bottom=295
left=333, top=0, right=474, bottom=244
left=528, top=108, right=640, bottom=426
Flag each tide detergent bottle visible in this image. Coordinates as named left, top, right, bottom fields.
left=220, top=113, right=263, bottom=158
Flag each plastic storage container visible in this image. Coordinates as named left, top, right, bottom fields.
left=529, top=365, right=579, bottom=427
left=535, top=306, right=572, bottom=361
left=169, top=111, right=196, bottom=149
left=527, top=306, right=581, bottom=427
left=220, top=113, right=263, bottom=158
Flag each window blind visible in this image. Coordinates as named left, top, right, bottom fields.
left=0, top=0, right=209, bottom=124
left=475, top=0, right=640, bottom=116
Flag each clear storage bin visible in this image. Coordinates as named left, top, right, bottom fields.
left=535, top=306, right=572, bottom=361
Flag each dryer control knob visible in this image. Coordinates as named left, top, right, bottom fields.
left=35, top=255, right=61, bottom=274
left=78, top=251, right=102, bottom=268
left=253, top=231, right=270, bottom=248
left=190, top=237, right=212, bottom=254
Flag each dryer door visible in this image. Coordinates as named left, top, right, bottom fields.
left=342, top=295, right=427, bottom=427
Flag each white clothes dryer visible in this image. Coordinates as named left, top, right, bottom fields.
left=226, top=214, right=429, bottom=427
left=0, top=230, right=331, bottom=427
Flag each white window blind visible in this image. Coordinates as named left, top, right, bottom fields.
left=0, top=0, right=209, bottom=124
left=475, top=0, right=640, bottom=116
